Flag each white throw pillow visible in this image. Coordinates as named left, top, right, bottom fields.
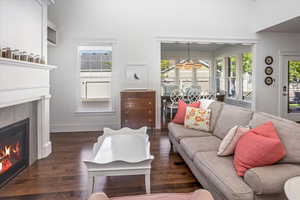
left=217, top=125, right=250, bottom=156
left=199, top=99, right=215, bottom=110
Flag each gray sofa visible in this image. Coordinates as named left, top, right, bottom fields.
left=168, top=101, right=300, bottom=200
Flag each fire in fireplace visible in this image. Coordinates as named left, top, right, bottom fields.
left=0, top=119, right=29, bottom=188
left=0, top=142, right=21, bottom=174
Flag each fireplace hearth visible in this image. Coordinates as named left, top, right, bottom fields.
left=0, top=119, right=29, bottom=188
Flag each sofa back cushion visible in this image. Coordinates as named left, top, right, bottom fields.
left=249, top=112, right=300, bottom=164
left=213, top=104, right=253, bottom=139
left=207, top=101, right=224, bottom=132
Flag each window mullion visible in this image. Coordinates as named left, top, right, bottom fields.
left=236, top=54, right=243, bottom=100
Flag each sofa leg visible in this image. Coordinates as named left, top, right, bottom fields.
left=172, top=144, right=177, bottom=153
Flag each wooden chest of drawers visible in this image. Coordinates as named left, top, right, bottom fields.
left=121, top=90, right=156, bottom=129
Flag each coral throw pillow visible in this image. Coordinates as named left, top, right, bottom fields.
left=217, top=125, right=250, bottom=156
left=184, top=106, right=211, bottom=132
left=234, top=122, right=286, bottom=176
left=172, top=100, right=200, bottom=124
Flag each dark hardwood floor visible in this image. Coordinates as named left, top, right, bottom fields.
left=0, top=130, right=201, bottom=200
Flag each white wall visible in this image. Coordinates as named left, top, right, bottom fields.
left=0, top=0, right=47, bottom=58
left=48, top=0, right=257, bottom=132
left=254, top=32, right=300, bottom=115
left=255, top=0, right=300, bottom=32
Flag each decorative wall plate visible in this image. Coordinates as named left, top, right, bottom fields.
left=265, top=66, right=273, bottom=75
left=265, top=56, right=274, bottom=65
left=265, top=77, right=273, bottom=86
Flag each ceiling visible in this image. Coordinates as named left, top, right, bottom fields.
left=262, top=16, right=300, bottom=33
left=161, top=42, right=235, bottom=52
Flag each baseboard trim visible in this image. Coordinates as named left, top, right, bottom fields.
left=50, top=123, right=120, bottom=133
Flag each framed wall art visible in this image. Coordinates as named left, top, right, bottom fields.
left=125, top=64, right=148, bottom=89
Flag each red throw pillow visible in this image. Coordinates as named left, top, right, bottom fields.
left=172, top=100, right=200, bottom=124
left=234, top=121, right=286, bottom=176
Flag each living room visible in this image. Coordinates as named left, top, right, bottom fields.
left=0, top=0, right=300, bottom=200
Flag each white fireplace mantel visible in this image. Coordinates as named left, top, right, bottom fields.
left=0, top=57, right=57, bottom=159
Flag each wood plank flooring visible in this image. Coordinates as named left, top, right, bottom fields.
left=0, top=130, right=201, bottom=200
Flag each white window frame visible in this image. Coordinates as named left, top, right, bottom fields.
left=74, top=40, right=118, bottom=114
left=215, top=53, right=253, bottom=103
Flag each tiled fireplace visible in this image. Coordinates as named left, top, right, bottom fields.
left=0, top=119, right=29, bottom=187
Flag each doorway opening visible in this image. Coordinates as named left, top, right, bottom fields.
left=160, top=42, right=254, bottom=129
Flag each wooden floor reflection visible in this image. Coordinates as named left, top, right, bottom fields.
left=0, top=130, right=200, bottom=200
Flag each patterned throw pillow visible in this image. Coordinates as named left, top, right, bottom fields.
left=184, top=106, right=211, bottom=132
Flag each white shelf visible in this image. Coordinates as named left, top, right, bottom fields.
left=0, top=57, right=57, bottom=70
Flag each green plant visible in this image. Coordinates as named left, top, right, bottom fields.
left=289, top=61, right=300, bottom=82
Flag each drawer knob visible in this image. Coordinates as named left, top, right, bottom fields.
left=148, top=102, right=152, bottom=105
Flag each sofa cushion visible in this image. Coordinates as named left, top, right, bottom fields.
left=180, top=136, right=221, bottom=159
left=213, top=104, right=253, bottom=139
left=111, top=193, right=193, bottom=200
left=172, top=100, right=200, bottom=124
left=207, top=101, right=224, bottom=132
left=184, top=107, right=211, bottom=132
left=168, top=122, right=211, bottom=142
left=234, top=122, right=286, bottom=176
left=194, top=151, right=253, bottom=200
left=249, top=112, right=300, bottom=164
left=217, top=125, right=249, bottom=156
left=244, top=164, right=300, bottom=195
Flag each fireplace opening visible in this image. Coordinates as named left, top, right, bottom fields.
left=0, top=119, right=29, bottom=188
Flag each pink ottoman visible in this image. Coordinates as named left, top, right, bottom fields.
left=89, top=190, right=214, bottom=200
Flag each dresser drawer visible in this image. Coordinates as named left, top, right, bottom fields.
left=124, top=98, right=154, bottom=110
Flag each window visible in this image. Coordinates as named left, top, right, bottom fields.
left=215, top=52, right=253, bottom=102
left=242, top=53, right=253, bottom=101
left=79, top=46, right=112, bottom=102
left=160, top=59, right=211, bottom=96
left=216, top=58, right=225, bottom=93
left=228, top=56, right=237, bottom=98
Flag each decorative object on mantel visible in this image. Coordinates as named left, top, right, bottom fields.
left=0, top=47, right=45, bottom=64
left=265, top=66, right=273, bottom=75
left=126, top=64, right=148, bottom=89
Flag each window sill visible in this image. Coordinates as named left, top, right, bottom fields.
left=74, top=109, right=116, bottom=116
left=81, top=97, right=111, bottom=102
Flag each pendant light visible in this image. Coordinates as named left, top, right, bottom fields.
left=176, top=43, right=203, bottom=70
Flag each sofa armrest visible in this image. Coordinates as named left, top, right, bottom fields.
left=191, top=189, right=214, bottom=200
left=88, top=193, right=110, bottom=200
left=244, top=164, right=300, bottom=195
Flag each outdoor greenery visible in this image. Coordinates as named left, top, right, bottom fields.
left=242, top=53, right=252, bottom=74
left=289, top=61, right=300, bottom=82
left=161, top=60, right=171, bottom=71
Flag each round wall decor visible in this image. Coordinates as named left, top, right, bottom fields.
left=265, top=56, right=274, bottom=65
left=265, top=77, right=273, bottom=86
left=265, top=66, right=273, bottom=75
